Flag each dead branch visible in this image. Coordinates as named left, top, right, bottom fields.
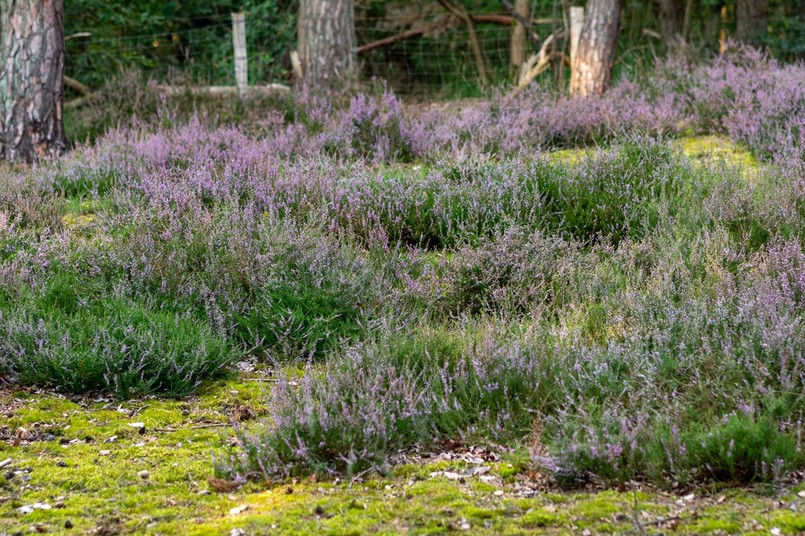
left=357, top=20, right=447, bottom=53
left=65, top=93, right=102, bottom=109
left=470, top=14, right=556, bottom=26
left=512, top=33, right=558, bottom=96
left=64, top=76, right=91, bottom=95
left=356, top=15, right=558, bottom=55
left=65, top=32, right=91, bottom=41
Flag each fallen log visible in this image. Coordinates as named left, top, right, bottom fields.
left=154, top=84, right=291, bottom=97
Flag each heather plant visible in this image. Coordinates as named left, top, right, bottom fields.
left=223, top=233, right=805, bottom=484
left=88, top=205, right=388, bottom=362
left=430, top=227, right=585, bottom=316
left=324, top=92, right=414, bottom=163
left=0, top=270, right=234, bottom=398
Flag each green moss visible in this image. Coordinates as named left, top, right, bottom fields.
left=687, top=517, right=743, bottom=533
left=518, top=508, right=562, bottom=528
left=0, top=380, right=799, bottom=536
left=769, top=511, right=805, bottom=533
left=677, top=135, right=759, bottom=171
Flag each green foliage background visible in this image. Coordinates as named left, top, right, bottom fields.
left=63, top=0, right=803, bottom=95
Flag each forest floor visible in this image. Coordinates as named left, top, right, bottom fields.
left=1, top=375, right=805, bottom=536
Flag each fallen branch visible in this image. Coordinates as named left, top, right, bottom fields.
left=64, top=76, right=91, bottom=95
left=65, top=32, right=91, bottom=41
left=155, top=84, right=291, bottom=97
left=65, top=93, right=102, bottom=109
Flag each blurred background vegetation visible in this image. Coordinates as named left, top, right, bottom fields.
left=64, top=0, right=803, bottom=98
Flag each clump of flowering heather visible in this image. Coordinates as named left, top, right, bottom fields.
left=0, top=266, right=235, bottom=398
left=323, top=92, right=414, bottom=163
left=681, top=43, right=805, bottom=158
left=224, top=233, right=804, bottom=485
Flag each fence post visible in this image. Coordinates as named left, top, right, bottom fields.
left=569, top=6, right=584, bottom=69
left=231, top=12, right=248, bottom=95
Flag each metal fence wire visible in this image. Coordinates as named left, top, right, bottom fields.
left=65, top=9, right=663, bottom=97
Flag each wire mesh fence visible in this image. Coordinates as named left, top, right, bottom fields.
left=64, top=9, right=575, bottom=98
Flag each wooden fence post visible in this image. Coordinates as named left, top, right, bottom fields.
left=231, top=13, right=248, bottom=95
left=569, top=6, right=584, bottom=69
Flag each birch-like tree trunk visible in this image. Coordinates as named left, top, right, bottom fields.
left=568, top=0, right=621, bottom=97
left=0, top=0, right=66, bottom=161
left=298, top=0, right=357, bottom=88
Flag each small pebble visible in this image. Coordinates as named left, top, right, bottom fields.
left=64, top=520, right=73, bottom=529
left=137, top=470, right=150, bottom=480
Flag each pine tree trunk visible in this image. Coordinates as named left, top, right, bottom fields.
left=569, top=0, right=621, bottom=97
left=298, top=0, right=357, bottom=89
left=0, top=0, right=66, bottom=161
left=736, top=0, right=768, bottom=47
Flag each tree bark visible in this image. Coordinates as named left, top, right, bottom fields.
left=736, top=0, right=768, bottom=47
left=657, top=0, right=685, bottom=46
left=510, top=0, right=530, bottom=70
left=0, top=0, right=66, bottom=161
left=297, top=0, right=357, bottom=89
left=568, top=0, right=621, bottom=97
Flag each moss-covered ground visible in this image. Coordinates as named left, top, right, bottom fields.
left=1, top=375, right=804, bottom=535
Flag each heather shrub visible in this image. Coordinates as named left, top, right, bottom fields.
left=324, top=92, right=414, bottom=163
left=0, top=270, right=234, bottom=398
left=436, top=227, right=584, bottom=316
left=226, top=233, right=805, bottom=484
left=681, top=410, right=801, bottom=483
left=327, top=136, right=688, bottom=249
left=99, top=206, right=386, bottom=362
left=656, top=43, right=805, bottom=158
left=221, top=326, right=562, bottom=478
left=226, top=228, right=383, bottom=362
left=0, top=170, right=63, bottom=230
left=540, top=136, right=687, bottom=243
